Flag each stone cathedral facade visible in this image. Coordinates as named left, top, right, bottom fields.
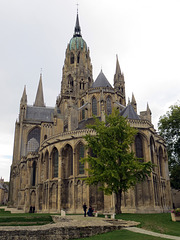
left=9, top=13, right=172, bottom=213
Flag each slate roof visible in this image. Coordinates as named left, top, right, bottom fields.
left=120, top=104, right=140, bottom=120
left=92, top=70, right=112, bottom=88
left=77, top=117, right=101, bottom=130
left=26, top=106, right=54, bottom=122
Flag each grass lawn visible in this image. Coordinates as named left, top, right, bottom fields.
left=0, top=208, right=179, bottom=239
left=115, top=213, right=180, bottom=237
left=0, top=208, right=53, bottom=226
left=75, top=213, right=180, bottom=240
left=73, top=229, right=169, bottom=240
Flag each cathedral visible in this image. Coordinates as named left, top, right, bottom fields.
left=9, top=13, right=172, bottom=213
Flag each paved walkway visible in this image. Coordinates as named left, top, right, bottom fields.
left=0, top=207, right=180, bottom=240
left=125, top=227, right=180, bottom=240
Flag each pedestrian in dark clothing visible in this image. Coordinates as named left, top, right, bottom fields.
left=83, top=203, right=87, bottom=217
left=87, top=206, right=94, bottom=217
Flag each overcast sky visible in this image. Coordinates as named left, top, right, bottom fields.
left=0, top=0, right=180, bottom=181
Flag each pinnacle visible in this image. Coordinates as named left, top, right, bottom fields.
left=34, top=73, right=45, bottom=107
left=21, top=85, right=27, bottom=104
left=116, top=55, right=121, bottom=75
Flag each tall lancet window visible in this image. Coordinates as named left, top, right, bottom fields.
left=77, top=52, right=80, bottom=63
left=81, top=100, right=85, bottom=120
left=70, top=52, right=74, bottom=64
left=150, top=137, right=155, bottom=164
left=159, top=147, right=163, bottom=177
left=52, top=148, right=58, bottom=178
left=78, top=143, right=84, bottom=174
left=135, top=134, right=144, bottom=161
left=106, top=96, right=112, bottom=115
left=68, top=74, right=73, bottom=87
left=32, top=161, right=36, bottom=186
left=45, top=151, right=49, bottom=180
left=92, top=97, right=97, bottom=116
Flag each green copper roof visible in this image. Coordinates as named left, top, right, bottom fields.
left=69, top=37, right=87, bottom=51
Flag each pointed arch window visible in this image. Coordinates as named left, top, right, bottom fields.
left=135, top=134, right=144, bottom=161
left=150, top=137, right=155, bottom=165
left=159, top=147, right=163, bottom=177
left=70, top=52, right=74, bottom=64
left=81, top=100, right=85, bottom=120
left=88, top=77, right=91, bottom=88
left=32, top=161, right=36, bottom=186
left=62, top=144, right=73, bottom=177
left=52, top=148, right=58, bottom=178
left=78, top=143, right=84, bottom=174
left=45, top=151, right=49, bottom=180
left=77, top=52, right=80, bottom=63
left=80, top=80, right=85, bottom=90
left=92, top=97, right=97, bottom=116
left=27, top=127, right=40, bottom=153
left=106, top=96, right=112, bottom=115
left=68, top=74, right=73, bottom=88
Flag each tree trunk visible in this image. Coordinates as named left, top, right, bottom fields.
left=115, top=189, right=122, bottom=214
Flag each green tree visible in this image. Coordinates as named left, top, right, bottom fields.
left=158, top=103, right=180, bottom=190
left=82, top=109, right=153, bottom=214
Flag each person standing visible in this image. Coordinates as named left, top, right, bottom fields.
left=83, top=203, right=87, bottom=217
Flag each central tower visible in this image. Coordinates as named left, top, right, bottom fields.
left=58, top=13, right=93, bottom=112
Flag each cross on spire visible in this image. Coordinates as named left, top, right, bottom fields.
left=76, top=2, right=79, bottom=13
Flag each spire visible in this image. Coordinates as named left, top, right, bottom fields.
left=131, top=93, right=137, bottom=113
left=131, top=93, right=136, bottom=104
left=21, top=85, right=27, bottom=104
left=34, top=73, right=45, bottom=107
left=147, top=102, right=151, bottom=114
left=115, top=55, right=121, bottom=75
left=73, top=13, right=82, bottom=37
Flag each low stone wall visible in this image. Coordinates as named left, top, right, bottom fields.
left=0, top=225, right=120, bottom=240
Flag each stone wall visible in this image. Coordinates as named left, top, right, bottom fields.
left=0, top=225, right=120, bottom=240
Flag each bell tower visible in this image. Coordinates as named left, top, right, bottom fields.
left=58, top=12, right=93, bottom=110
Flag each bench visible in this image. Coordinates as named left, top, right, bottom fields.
left=103, top=213, right=116, bottom=219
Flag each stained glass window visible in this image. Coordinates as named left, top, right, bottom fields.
left=135, top=135, right=143, bottom=160
left=79, top=144, right=84, bottom=174
left=32, top=161, right=36, bottom=186
left=92, top=97, right=97, bottom=116
left=52, top=148, right=58, bottom=178
left=106, top=96, right=112, bottom=115
left=45, top=151, right=49, bottom=180
left=27, top=127, right=40, bottom=153
left=150, top=137, right=155, bottom=164
left=159, top=147, right=163, bottom=176
left=81, top=100, right=85, bottom=120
